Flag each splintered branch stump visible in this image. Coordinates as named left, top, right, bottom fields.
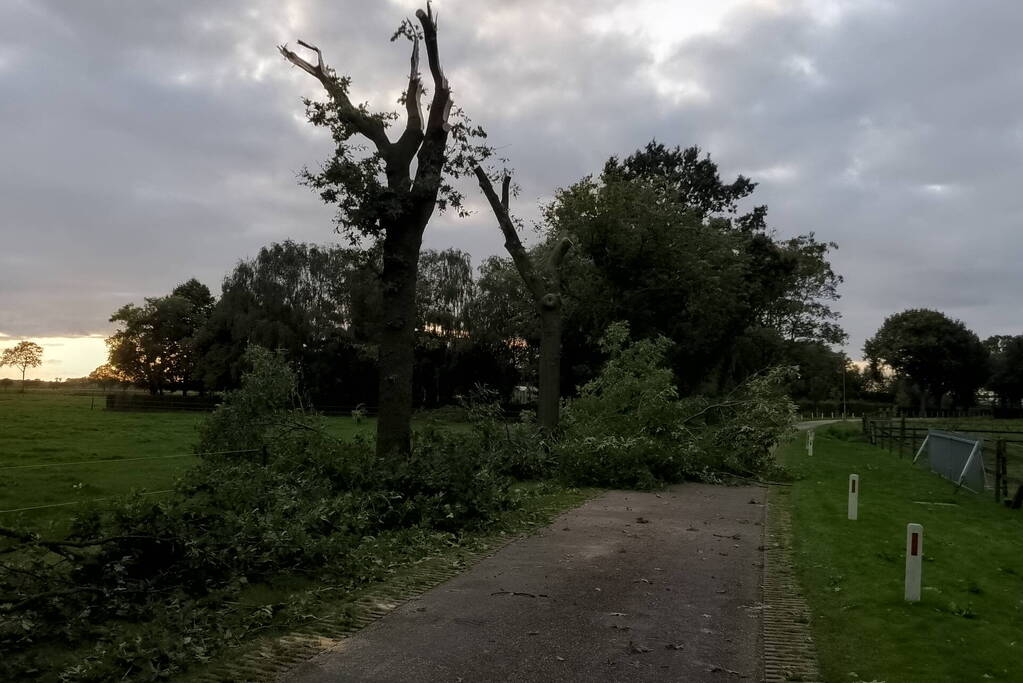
left=474, top=167, right=570, bottom=434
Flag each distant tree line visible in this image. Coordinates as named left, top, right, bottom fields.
left=96, top=143, right=851, bottom=409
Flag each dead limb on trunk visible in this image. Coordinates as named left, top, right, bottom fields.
left=280, top=3, right=455, bottom=457
left=473, top=166, right=571, bottom=434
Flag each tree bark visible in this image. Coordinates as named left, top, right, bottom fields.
left=538, top=297, right=563, bottom=434
left=375, top=221, right=426, bottom=457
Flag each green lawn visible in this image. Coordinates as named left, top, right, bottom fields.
left=0, top=393, right=377, bottom=532
left=781, top=423, right=1023, bottom=682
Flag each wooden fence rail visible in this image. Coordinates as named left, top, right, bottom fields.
left=861, top=415, right=1023, bottom=507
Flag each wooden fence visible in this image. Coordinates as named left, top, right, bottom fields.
left=861, top=416, right=1023, bottom=507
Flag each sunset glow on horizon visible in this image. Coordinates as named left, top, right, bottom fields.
left=0, top=334, right=108, bottom=381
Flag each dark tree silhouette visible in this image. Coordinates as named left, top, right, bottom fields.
left=280, top=3, right=490, bottom=457
left=985, top=335, right=1023, bottom=410
left=864, top=309, right=988, bottom=415
left=107, top=280, right=213, bottom=395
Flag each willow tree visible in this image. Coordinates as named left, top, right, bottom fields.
left=280, top=3, right=490, bottom=456
left=474, top=168, right=570, bottom=433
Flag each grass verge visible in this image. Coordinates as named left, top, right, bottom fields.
left=780, top=423, right=1023, bottom=682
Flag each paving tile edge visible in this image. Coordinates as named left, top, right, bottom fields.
left=762, top=485, right=824, bottom=683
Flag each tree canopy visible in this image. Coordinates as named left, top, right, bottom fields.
left=107, top=279, right=214, bottom=395
left=539, top=141, right=844, bottom=394
left=190, top=242, right=520, bottom=408
left=88, top=363, right=128, bottom=391
left=863, top=308, right=988, bottom=413
left=195, top=241, right=378, bottom=403
left=1, top=341, right=44, bottom=389
left=984, top=334, right=1023, bottom=410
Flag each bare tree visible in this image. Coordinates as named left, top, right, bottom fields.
left=280, top=4, right=489, bottom=456
left=474, top=168, right=571, bottom=433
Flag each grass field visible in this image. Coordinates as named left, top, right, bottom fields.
left=0, top=392, right=378, bottom=533
left=781, top=423, right=1023, bottom=682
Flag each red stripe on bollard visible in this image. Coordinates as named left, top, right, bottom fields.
left=911, top=532, right=919, bottom=556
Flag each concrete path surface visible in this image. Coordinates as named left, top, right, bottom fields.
left=283, top=483, right=766, bottom=682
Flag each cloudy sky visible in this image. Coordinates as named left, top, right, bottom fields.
left=2, top=0, right=1022, bottom=378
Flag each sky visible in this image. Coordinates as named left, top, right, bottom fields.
left=2, top=0, right=1023, bottom=379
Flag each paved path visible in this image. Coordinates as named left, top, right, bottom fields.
left=283, top=483, right=766, bottom=682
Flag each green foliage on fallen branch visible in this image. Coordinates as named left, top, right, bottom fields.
left=556, top=322, right=797, bottom=488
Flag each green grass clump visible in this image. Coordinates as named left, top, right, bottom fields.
left=782, top=423, right=1023, bottom=682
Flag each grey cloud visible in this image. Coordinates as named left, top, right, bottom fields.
left=2, top=0, right=1022, bottom=357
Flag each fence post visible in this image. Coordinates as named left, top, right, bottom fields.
left=996, top=440, right=1007, bottom=503
left=905, top=523, right=923, bottom=602
left=848, top=474, right=859, bottom=520
left=899, top=417, right=906, bottom=458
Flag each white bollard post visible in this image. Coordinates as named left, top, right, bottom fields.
left=905, top=523, right=923, bottom=602
left=807, top=430, right=815, bottom=456
left=848, top=474, right=859, bottom=520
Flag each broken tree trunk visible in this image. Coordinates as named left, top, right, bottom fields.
left=281, top=4, right=456, bottom=458
left=474, top=167, right=571, bottom=434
